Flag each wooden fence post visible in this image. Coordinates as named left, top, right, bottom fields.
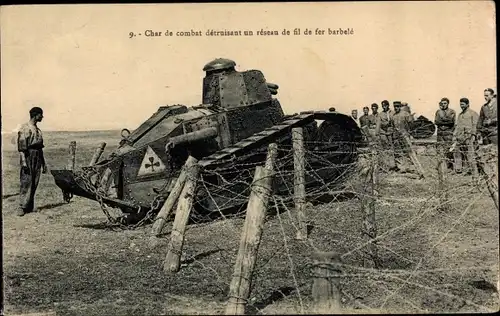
left=89, top=142, right=106, bottom=166
left=265, top=143, right=278, bottom=171
left=163, top=160, right=200, bottom=274
left=67, top=141, right=76, bottom=171
left=311, top=251, right=342, bottom=313
left=436, top=153, right=450, bottom=212
left=362, top=151, right=380, bottom=268
left=225, top=166, right=274, bottom=315
left=292, top=127, right=307, bottom=240
left=150, top=156, right=198, bottom=248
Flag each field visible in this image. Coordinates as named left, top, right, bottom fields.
left=2, top=130, right=499, bottom=315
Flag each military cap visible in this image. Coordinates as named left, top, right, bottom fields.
left=393, top=101, right=402, bottom=107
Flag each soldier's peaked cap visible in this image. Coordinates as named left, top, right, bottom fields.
left=393, top=101, right=402, bottom=106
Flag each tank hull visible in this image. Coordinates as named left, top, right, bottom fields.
left=50, top=111, right=361, bottom=221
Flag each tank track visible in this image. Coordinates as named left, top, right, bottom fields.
left=199, top=112, right=315, bottom=168
left=199, top=110, right=357, bottom=168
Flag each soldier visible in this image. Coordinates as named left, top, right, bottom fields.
left=434, top=97, right=456, bottom=172
left=366, top=103, right=379, bottom=141
left=476, top=89, right=498, bottom=203
left=370, top=103, right=379, bottom=118
left=452, top=98, right=479, bottom=177
left=359, top=106, right=373, bottom=143
left=381, top=100, right=393, bottom=118
left=392, top=101, right=426, bottom=177
left=375, top=100, right=397, bottom=170
left=401, top=102, right=411, bottom=114
left=17, top=106, right=47, bottom=216
left=351, top=109, right=358, bottom=122
left=359, top=106, right=370, bottom=128
left=477, top=88, right=497, bottom=145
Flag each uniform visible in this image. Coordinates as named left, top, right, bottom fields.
left=477, top=97, right=497, bottom=145
left=476, top=97, right=498, bottom=190
left=453, top=108, right=479, bottom=174
left=434, top=108, right=456, bottom=170
left=359, top=114, right=377, bottom=143
left=375, top=110, right=396, bottom=170
left=17, top=122, right=45, bottom=213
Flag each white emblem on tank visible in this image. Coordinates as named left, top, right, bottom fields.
left=137, top=146, right=166, bottom=177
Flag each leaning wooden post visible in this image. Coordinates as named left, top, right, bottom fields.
left=150, top=156, right=197, bottom=249
left=225, top=166, right=274, bottom=315
left=163, top=160, right=200, bottom=274
left=67, top=141, right=77, bottom=171
left=311, top=251, right=342, bottom=313
left=293, top=127, right=307, bottom=240
left=404, top=135, right=426, bottom=179
left=89, top=142, right=106, bottom=166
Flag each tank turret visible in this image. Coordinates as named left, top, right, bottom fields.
left=202, top=58, right=274, bottom=109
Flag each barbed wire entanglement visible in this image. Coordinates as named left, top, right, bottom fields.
left=152, top=136, right=499, bottom=314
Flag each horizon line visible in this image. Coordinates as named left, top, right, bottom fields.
left=1, top=128, right=122, bottom=134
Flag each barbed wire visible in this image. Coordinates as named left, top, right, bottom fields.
left=65, top=136, right=498, bottom=313
left=182, top=139, right=497, bottom=313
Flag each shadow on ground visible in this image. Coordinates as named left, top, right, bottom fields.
left=247, top=286, right=296, bottom=314
left=38, top=202, right=68, bottom=211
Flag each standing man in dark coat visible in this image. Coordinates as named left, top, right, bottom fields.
left=17, top=107, right=47, bottom=216
left=434, top=97, right=456, bottom=172
left=477, top=88, right=497, bottom=145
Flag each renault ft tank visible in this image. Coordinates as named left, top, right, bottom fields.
left=50, top=58, right=362, bottom=224
left=401, top=103, right=436, bottom=139
left=410, top=115, right=436, bottom=139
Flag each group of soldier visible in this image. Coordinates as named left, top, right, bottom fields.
left=434, top=88, right=497, bottom=175
left=343, top=88, right=497, bottom=177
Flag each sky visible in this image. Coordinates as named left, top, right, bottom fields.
left=0, top=1, right=496, bottom=133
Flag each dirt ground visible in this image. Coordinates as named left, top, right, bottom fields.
left=2, top=131, right=499, bottom=315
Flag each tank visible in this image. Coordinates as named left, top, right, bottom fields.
left=410, top=115, right=436, bottom=139
left=50, top=58, right=362, bottom=224
left=401, top=103, right=436, bottom=139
